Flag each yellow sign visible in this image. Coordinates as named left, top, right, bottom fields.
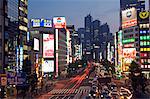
left=139, top=11, right=149, bottom=19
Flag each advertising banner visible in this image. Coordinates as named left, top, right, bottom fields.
left=42, top=60, right=54, bottom=72
left=123, top=48, right=136, bottom=65
left=53, top=17, right=66, bottom=28
left=31, top=19, right=52, bottom=27
left=43, top=34, right=54, bottom=58
left=34, top=38, right=39, bottom=51
left=122, top=7, right=137, bottom=29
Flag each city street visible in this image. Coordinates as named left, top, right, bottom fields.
left=37, top=66, right=92, bottom=99
left=35, top=63, right=133, bottom=99
left=0, top=0, right=149, bottom=99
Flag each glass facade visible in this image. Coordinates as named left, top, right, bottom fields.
left=5, top=0, right=19, bottom=68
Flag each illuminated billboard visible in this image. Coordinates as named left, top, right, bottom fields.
left=31, top=19, right=41, bottom=27
left=43, top=34, right=54, bottom=58
left=34, top=38, right=39, bottom=51
left=31, top=19, right=52, bottom=27
left=41, top=19, right=52, bottom=27
left=42, top=60, right=54, bottom=72
left=53, top=17, right=66, bottom=28
left=139, top=11, right=149, bottom=23
left=123, top=48, right=136, bottom=71
left=122, top=7, right=137, bottom=29
left=117, top=30, right=123, bottom=66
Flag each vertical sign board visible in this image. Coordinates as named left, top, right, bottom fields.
left=34, top=38, right=40, bottom=51
left=123, top=48, right=136, bottom=71
left=55, top=29, right=59, bottom=77
left=19, top=47, right=23, bottom=72
left=43, top=34, right=54, bottom=58
left=16, top=47, right=19, bottom=72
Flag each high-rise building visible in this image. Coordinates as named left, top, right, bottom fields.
left=30, top=17, right=68, bottom=78
left=66, top=25, right=75, bottom=58
left=84, top=14, right=93, bottom=60
left=78, top=28, right=85, bottom=60
left=18, top=0, right=28, bottom=72
left=92, top=20, right=101, bottom=61
left=78, top=15, right=114, bottom=62
left=120, top=0, right=147, bottom=72
left=100, top=23, right=111, bottom=60
left=0, top=0, right=19, bottom=73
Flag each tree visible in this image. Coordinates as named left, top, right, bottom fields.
left=101, top=59, right=115, bottom=74
left=129, top=61, right=147, bottom=93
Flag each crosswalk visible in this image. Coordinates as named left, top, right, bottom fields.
left=48, top=88, right=90, bottom=95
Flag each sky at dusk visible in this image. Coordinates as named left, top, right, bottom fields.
left=28, top=0, right=149, bottom=33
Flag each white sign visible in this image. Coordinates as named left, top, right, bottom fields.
left=34, top=38, right=39, bottom=51
left=43, top=34, right=54, bottom=58
left=42, top=60, right=54, bottom=72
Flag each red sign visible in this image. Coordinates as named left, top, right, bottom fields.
left=53, top=17, right=66, bottom=29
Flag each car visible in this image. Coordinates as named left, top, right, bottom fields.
left=91, top=85, right=98, bottom=92
left=89, top=90, right=96, bottom=98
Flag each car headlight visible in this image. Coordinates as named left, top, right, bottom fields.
left=120, top=93, right=123, bottom=95
left=89, top=94, right=91, bottom=96
left=101, top=95, right=103, bottom=97
left=93, top=94, right=96, bottom=96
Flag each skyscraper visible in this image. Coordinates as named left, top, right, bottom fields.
left=18, top=0, right=28, bottom=72
left=0, top=0, right=19, bottom=73
left=84, top=14, right=93, bottom=60
left=92, top=20, right=101, bottom=61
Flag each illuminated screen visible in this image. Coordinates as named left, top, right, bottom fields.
left=122, top=7, right=137, bottom=29
left=123, top=48, right=136, bottom=64
left=34, top=38, right=39, bottom=51
left=42, top=60, right=54, bottom=72
left=53, top=17, right=66, bottom=28
left=41, top=19, right=52, bottom=27
left=31, top=19, right=52, bottom=27
left=43, top=34, right=54, bottom=58
left=31, top=19, right=41, bottom=27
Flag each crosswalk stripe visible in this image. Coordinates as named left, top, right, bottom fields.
left=75, top=89, right=78, bottom=93
left=62, top=89, right=66, bottom=93
left=49, top=88, right=90, bottom=95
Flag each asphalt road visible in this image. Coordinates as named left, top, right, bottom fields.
left=38, top=66, right=93, bottom=99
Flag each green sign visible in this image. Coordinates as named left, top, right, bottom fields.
left=122, top=38, right=135, bottom=44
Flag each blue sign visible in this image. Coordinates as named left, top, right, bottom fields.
left=31, top=19, right=52, bottom=27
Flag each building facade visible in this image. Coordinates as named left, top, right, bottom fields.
left=120, top=0, right=150, bottom=74
left=0, top=0, right=20, bottom=73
